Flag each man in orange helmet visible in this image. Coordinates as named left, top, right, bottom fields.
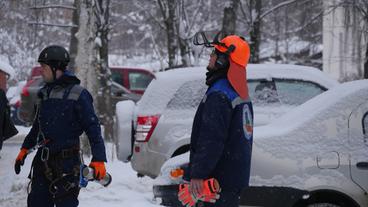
left=181, top=33, right=253, bottom=207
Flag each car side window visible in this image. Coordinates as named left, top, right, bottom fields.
left=274, top=79, right=325, bottom=105
left=111, top=71, right=124, bottom=86
left=248, top=80, right=280, bottom=105
left=362, top=112, right=368, bottom=145
left=167, top=80, right=206, bottom=110
left=129, top=72, right=153, bottom=90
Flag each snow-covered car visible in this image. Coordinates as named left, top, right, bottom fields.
left=115, top=64, right=339, bottom=177
left=153, top=80, right=368, bottom=207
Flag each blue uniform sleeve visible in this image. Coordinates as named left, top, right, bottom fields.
left=190, top=92, right=233, bottom=179
left=21, top=117, right=39, bottom=150
left=76, top=90, right=107, bottom=162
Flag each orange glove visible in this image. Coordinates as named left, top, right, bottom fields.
left=89, top=161, right=106, bottom=180
left=198, top=178, right=221, bottom=203
left=201, top=178, right=221, bottom=196
left=178, top=178, right=221, bottom=206
left=14, top=148, right=28, bottom=174
left=178, top=183, right=197, bottom=207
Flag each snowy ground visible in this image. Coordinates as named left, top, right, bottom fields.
left=0, top=126, right=161, bottom=207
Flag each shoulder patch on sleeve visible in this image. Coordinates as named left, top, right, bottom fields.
left=243, top=104, right=253, bottom=140
left=67, top=85, right=84, bottom=101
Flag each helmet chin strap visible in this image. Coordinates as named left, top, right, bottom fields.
left=51, top=66, right=57, bottom=82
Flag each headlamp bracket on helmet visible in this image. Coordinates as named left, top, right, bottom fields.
left=193, top=31, right=226, bottom=47
left=194, top=31, right=237, bottom=70
left=193, top=31, right=236, bottom=54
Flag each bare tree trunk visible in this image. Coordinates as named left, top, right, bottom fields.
left=75, top=0, right=99, bottom=156
left=158, top=0, right=178, bottom=69
left=364, top=14, right=368, bottom=79
left=222, top=0, right=239, bottom=35
left=178, top=38, right=190, bottom=67
left=166, top=0, right=177, bottom=69
left=68, top=0, right=79, bottom=72
left=249, top=0, right=261, bottom=63
left=284, top=5, right=289, bottom=63
left=95, top=0, right=113, bottom=142
left=364, top=39, right=368, bottom=79
left=177, top=0, right=190, bottom=67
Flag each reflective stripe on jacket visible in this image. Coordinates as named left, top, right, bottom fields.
left=22, top=72, right=107, bottom=162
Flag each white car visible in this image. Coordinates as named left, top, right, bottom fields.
left=154, top=80, right=368, bottom=207
left=114, top=64, right=338, bottom=178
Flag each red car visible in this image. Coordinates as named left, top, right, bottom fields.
left=110, top=67, right=155, bottom=95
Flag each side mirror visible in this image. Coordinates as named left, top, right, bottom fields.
left=113, top=90, right=126, bottom=97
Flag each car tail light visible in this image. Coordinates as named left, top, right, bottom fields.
left=22, top=79, right=35, bottom=97
left=135, top=115, right=160, bottom=142
left=15, top=100, right=20, bottom=108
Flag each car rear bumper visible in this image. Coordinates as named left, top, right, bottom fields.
left=153, top=184, right=310, bottom=207
left=130, top=143, right=168, bottom=178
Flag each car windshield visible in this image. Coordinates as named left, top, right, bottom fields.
left=129, top=72, right=153, bottom=90
left=166, top=80, right=207, bottom=110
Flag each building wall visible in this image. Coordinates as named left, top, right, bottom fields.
left=323, top=0, right=367, bottom=82
left=0, top=70, right=6, bottom=91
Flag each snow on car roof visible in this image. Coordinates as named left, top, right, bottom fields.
left=247, top=64, right=338, bottom=89
left=136, top=67, right=205, bottom=115
left=110, top=66, right=154, bottom=72
left=0, top=59, right=15, bottom=79
left=153, top=64, right=338, bottom=88
left=254, top=79, right=368, bottom=138
left=137, top=64, right=338, bottom=115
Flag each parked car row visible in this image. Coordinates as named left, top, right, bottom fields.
left=115, top=64, right=339, bottom=178
left=114, top=64, right=368, bottom=206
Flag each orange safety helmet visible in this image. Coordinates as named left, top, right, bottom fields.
left=214, top=35, right=251, bottom=99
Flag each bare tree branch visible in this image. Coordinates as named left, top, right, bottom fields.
left=284, top=9, right=323, bottom=35
left=28, top=22, right=78, bottom=28
left=260, top=0, right=302, bottom=19
left=186, top=0, right=205, bottom=38
left=29, top=5, right=76, bottom=10
left=238, top=0, right=252, bottom=26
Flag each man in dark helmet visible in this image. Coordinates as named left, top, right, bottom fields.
left=14, top=45, right=107, bottom=207
left=179, top=34, right=253, bottom=207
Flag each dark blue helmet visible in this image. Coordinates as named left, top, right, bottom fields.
left=38, top=45, right=70, bottom=70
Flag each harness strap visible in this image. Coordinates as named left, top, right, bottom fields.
left=53, top=146, right=80, bottom=159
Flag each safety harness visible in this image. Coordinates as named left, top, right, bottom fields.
left=28, top=84, right=84, bottom=200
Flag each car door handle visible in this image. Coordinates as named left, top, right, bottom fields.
left=356, top=162, right=368, bottom=170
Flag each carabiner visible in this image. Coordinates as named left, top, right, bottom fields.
left=41, top=147, right=49, bottom=162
